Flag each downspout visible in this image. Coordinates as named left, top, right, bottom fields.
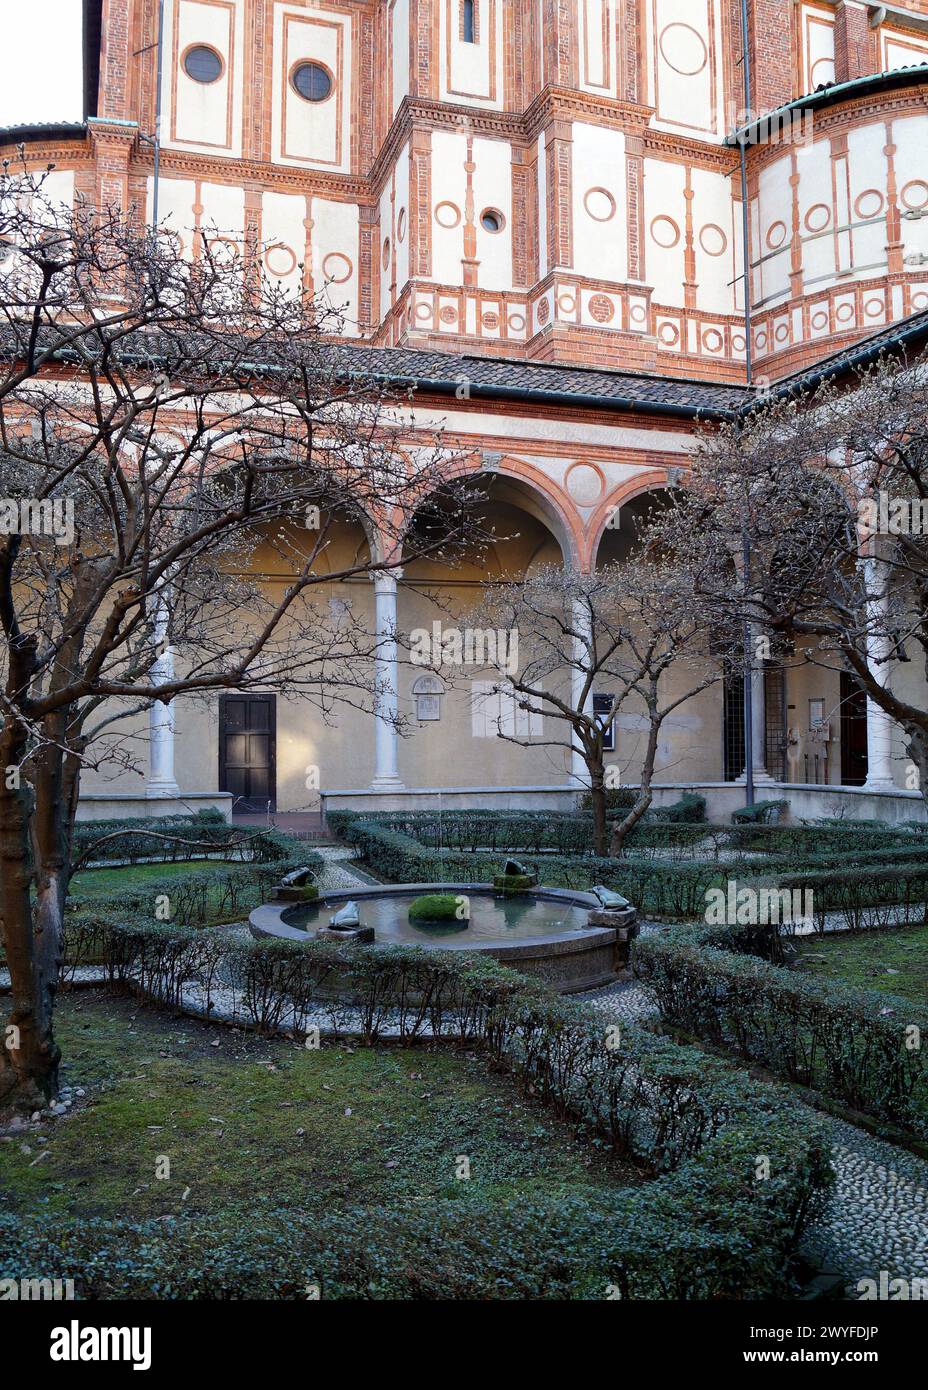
left=739, top=0, right=755, bottom=806
left=152, top=0, right=165, bottom=229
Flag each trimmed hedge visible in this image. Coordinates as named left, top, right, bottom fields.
left=329, top=817, right=728, bottom=918
left=775, top=862, right=928, bottom=932
left=71, top=809, right=238, bottom=865
left=1, top=922, right=833, bottom=1300
left=636, top=925, right=928, bottom=1139
left=327, top=799, right=707, bottom=859
left=60, top=834, right=322, bottom=973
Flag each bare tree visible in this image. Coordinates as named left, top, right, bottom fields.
left=462, top=548, right=733, bottom=857
left=0, top=166, right=473, bottom=1107
left=676, top=351, right=928, bottom=801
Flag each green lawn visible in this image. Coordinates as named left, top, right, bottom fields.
left=795, top=924, right=928, bottom=1007
left=69, top=859, right=224, bottom=898
left=0, top=992, right=642, bottom=1226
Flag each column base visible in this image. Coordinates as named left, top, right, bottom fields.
left=863, top=777, right=896, bottom=793
left=369, top=776, right=406, bottom=792
left=146, top=781, right=181, bottom=798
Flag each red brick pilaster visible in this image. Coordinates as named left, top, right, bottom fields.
left=747, top=0, right=793, bottom=116
left=409, top=0, right=438, bottom=99
left=834, top=2, right=874, bottom=84
left=545, top=119, right=573, bottom=270
left=626, top=136, right=644, bottom=281
left=357, top=7, right=377, bottom=170
left=97, top=0, right=133, bottom=121
left=409, top=127, right=432, bottom=278
left=511, top=144, right=532, bottom=287
left=622, top=0, right=643, bottom=104
left=88, top=120, right=137, bottom=215
left=541, top=0, right=577, bottom=88
left=244, top=0, right=269, bottom=162
left=358, top=204, right=379, bottom=333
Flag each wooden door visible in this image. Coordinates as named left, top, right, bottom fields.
left=219, top=694, right=276, bottom=812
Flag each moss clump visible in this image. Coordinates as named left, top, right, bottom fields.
left=493, top=873, right=535, bottom=896
left=408, top=893, right=467, bottom=924
left=300, top=884, right=319, bottom=901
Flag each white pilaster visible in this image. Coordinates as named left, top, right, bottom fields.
left=146, top=586, right=180, bottom=797
left=863, top=557, right=895, bottom=791
left=569, top=596, right=592, bottom=787
left=371, top=571, right=405, bottom=790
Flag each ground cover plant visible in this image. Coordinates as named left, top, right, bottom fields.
left=0, top=923, right=832, bottom=1300
left=793, top=924, right=928, bottom=1007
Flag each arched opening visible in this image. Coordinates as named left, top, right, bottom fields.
left=397, top=469, right=573, bottom=790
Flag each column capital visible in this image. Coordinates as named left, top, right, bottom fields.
left=373, top=568, right=403, bottom=593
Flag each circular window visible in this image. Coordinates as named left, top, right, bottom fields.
left=396, top=208, right=407, bottom=243
left=434, top=201, right=461, bottom=229
left=290, top=61, right=333, bottom=103
left=480, top=208, right=505, bottom=234
left=183, top=45, right=224, bottom=84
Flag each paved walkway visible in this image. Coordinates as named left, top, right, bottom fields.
left=584, top=958, right=928, bottom=1296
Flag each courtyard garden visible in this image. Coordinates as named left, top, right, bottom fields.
left=0, top=803, right=840, bottom=1300
left=4, top=793, right=928, bottom=1300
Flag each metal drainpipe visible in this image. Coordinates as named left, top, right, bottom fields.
left=151, top=0, right=165, bottom=230
left=739, top=0, right=755, bottom=807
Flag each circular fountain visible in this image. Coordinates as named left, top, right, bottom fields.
left=249, top=880, right=637, bottom=993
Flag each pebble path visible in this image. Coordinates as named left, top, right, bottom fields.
left=584, top=929, right=928, bottom=1297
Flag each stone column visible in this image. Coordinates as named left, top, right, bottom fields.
left=740, top=628, right=774, bottom=784
left=147, top=588, right=180, bottom=798
left=371, top=571, right=404, bottom=790
left=570, top=597, right=591, bottom=787
left=863, top=557, right=896, bottom=790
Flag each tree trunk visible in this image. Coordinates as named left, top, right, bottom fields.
left=0, top=719, right=58, bottom=1109
left=609, top=710, right=661, bottom=857
left=588, top=756, right=607, bottom=857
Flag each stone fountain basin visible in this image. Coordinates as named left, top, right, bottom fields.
left=249, top=882, right=636, bottom=994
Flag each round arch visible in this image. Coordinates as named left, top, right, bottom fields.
left=398, top=452, right=584, bottom=570
left=588, top=468, right=680, bottom=569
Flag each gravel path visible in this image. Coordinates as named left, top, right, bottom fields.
left=580, top=937, right=928, bottom=1298
left=6, top=882, right=928, bottom=1297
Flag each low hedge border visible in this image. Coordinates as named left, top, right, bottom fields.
left=635, top=925, right=928, bottom=1140
left=326, top=818, right=729, bottom=918
left=71, top=809, right=243, bottom=866
left=0, top=923, right=833, bottom=1300
left=59, top=836, right=322, bottom=974
left=327, top=799, right=707, bottom=857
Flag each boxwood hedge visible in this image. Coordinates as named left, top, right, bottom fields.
left=635, top=924, right=928, bottom=1139
left=0, top=923, right=833, bottom=1300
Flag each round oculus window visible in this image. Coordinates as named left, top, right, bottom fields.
left=183, top=46, right=223, bottom=84
left=480, top=208, right=504, bottom=233
left=291, top=62, right=333, bottom=102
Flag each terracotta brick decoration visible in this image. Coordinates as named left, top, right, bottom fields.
left=4, top=0, right=928, bottom=386
left=834, top=1, right=875, bottom=84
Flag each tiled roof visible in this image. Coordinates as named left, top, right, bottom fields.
left=775, top=309, right=928, bottom=397
left=0, top=122, right=85, bottom=145
left=339, top=344, right=750, bottom=418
